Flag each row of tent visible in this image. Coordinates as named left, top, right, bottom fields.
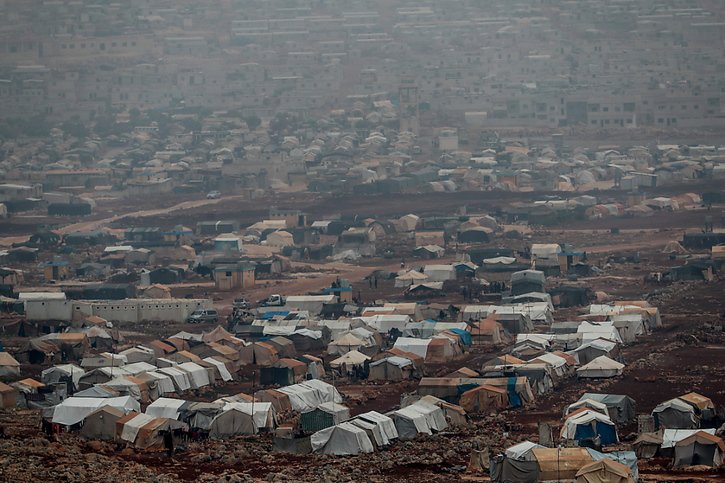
left=310, top=397, right=454, bottom=455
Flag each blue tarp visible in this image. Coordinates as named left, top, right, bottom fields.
left=507, top=377, right=522, bottom=408
left=450, top=328, right=472, bottom=346
left=574, top=421, right=618, bottom=445
left=586, top=449, right=639, bottom=480
left=261, top=311, right=289, bottom=320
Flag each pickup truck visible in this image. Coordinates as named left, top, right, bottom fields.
left=259, top=294, right=285, bottom=307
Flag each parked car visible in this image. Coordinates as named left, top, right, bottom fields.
left=233, top=297, right=250, bottom=309
left=206, top=190, right=221, bottom=199
left=187, top=309, right=218, bottom=324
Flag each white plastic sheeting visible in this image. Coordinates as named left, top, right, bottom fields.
left=145, top=397, right=187, bottom=419
left=177, top=362, right=211, bottom=389
left=203, top=357, right=233, bottom=382
left=277, top=380, right=342, bottom=413
left=505, top=441, right=544, bottom=461
left=221, top=402, right=275, bottom=430
left=354, top=411, right=398, bottom=446
left=392, top=337, right=431, bottom=358
left=41, top=364, right=85, bottom=389
left=120, top=413, right=155, bottom=442
left=158, top=367, right=192, bottom=392
left=311, top=421, right=375, bottom=455
left=51, top=396, right=140, bottom=426
left=143, top=371, right=176, bottom=395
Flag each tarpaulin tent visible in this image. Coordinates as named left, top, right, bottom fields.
left=419, top=395, right=467, bottom=427
left=179, top=402, right=223, bottom=430
left=74, top=385, right=119, bottom=398
left=220, top=402, right=275, bottom=431
left=576, top=356, right=624, bottom=379
left=392, top=404, right=433, bottom=439
left=561, top=409, right=618, bottom=445
left=459, top=384, right=508, bottom=413
left=329, top=350, right=370, bottom=371
left=585, top=449, right=639, bottom=481
left=532, top=447, right=594, bottom=481
left=79, top=405, right=124, bottom=440
left=369, top=356, right=415, bottom=381
left=157, top=367, right=192, bottom=393
left=51, top=396, right=140, bottom=426
left=491, top=456, right=539, bottom=483
left=176, top=362, right=211, bottom=389
left=566, top=399, right=610, bottom=419
left=662, top=428, right=716, bottom=450
left=256, top=389, right=292, bottom=414
left=145, top=397, right=187, bottom=420
left=673, top=431, right=725, bottom=467
left=578, top=394, right=636, bottom=424
left=310, top=421, right=374, bottom=455
left=120, top=413, right=156, bottom=443
left=393, top=337, right=431, bottom=359
left=0, top=382, right=17, bottom=408
left=40, top=364, right=84, bottom=390
left=301, top=402, right=350, bottom=432
left=353, top=411, right=398, bottom=446
left=133, top=417, right=187, bottom=450
left=277, top=380, right=342, bottom=413
left=652, top=398, right=698, bottom=429
left=137, top=371, right=175, bottom=395
left=575, top=458, right=634, bottom=483
left=202, top=356, right=234, bottom=382
left=505, top=441, right=544, bottom=461
left=103, top=375, right=152, bottom=402
left=209, top=407, right=256, bottom=438
left=327, top=333, right=366, bottom=356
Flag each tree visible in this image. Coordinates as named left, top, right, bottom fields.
left=245, top=115, right=261, bottom=131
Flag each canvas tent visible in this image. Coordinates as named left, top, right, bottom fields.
left=41, top=364, right=85, bottom=390
left=369, top=356, right=415, bottom=381
left=51, top=396, right=140, bottom=426
left=566, top=399, right=610, bottom=419
left=277, top=380, right=343, bottom=413
left=577, top=394, right=636, bottom=424
left=652, top=398, right=698, bottom=429
left=79, top=405, right=124, bottom=440
left=138, top=371, right=175, bottom=395
left=459, top=384, right=508, bottom=414
left=327, top=333, right=366, bottom=356
left=506, top=441, right=544, bottom=461
left=177, top=362, right=211, bottom=389
left=575, top=458, right=635, bottom=483
left=561, top=409, right=618, bottom=445
left=392, top=401, right=447, bottom=439
left=329, top=350, right=370, bottom=372
left=311, top=421, right=375, bottom=455
left=352, top=411, right=398, bottom=446
left=576, top=356, right=624, bottom=379
left=532, top=448, right=594, bottom=482
left=674, top=431, right=725, bottom=468
left=145, top=397, right=187, bottom=420
left=0, top=352, right=21, bottom=377
left=301, top=402, right=350, bottom=433
left=157, top=367, right=192, bottom=392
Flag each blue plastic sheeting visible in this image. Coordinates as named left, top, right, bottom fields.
left=574, top=421, right=618, bottom=445
left=586, top=449, right=639, bottom=480
left=507, top=377, right=522, bottom=408
left=449, top=328, right=472, bottom=346
left=261, top=311, right=289, bottom=320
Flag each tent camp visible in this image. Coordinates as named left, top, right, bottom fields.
left=327, top=333, right=366, bottom=356
left=310, top=421, right=375, bottom=455
left=561, top=409, right=619, bottom=445
left=575, top=458, right=635, bottom=483
left=578, top=393, right=636, bottom=424
left=652, top=398, right=699, bottom=429
left=673, top=431, right=725, bottom=467
left=79, top=405, right=124, bottom=440
left=576, top=356, right=624, bottom=379
left=51, top=396, right=140, bottom=426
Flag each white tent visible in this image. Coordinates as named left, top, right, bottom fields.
left=423, top=264, right=456, bottom=282
left=652, top=398, right=699, bottom=429
left=203, top=357, right=233, bottom=382
left=353, top=411, right=398, bottom=446
left=142, top=371, right=176, bottom=395
left=662, top=428, right=716, bottom=449
left=122, top=362, right=158, bottom=375
left=393, top=337, right=431, bottom=359
left=158, top=366, right=192, bottom=392
left=146, top=397, right=187, bottom=419
left=409, top=401, right=448, bottom=432
left=577, top=321, right=624, bottom=344
left=311, top=421, right=375, bottom=455
left=41, top=364, right=85, bottom=390
left=51, top=396, right=140, bottom=426
left=277, top=380, right=342, bottom=413
left=561, top=409, right=618, bottom=444
left=505, top=441, right=545, bottom=461
left=394, top=270, right=429, bottom=287
left=576, top=356, right=624, bottom=378
left=221, top=401, right=275, bottom=430
left=177, top=362, right=211, bottom=389
left=566, top=399, right=610, bottom=418
left=329, top=350, right=370, bottom=370
left=327, top=333, right=366, bottom=356
left=355, top=314, right=410, bottom=333
left=120, top=413, right=156, bottom=442
left=392, top=404, right=433, bottom=439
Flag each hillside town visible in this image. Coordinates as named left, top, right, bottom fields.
left=1, top=0, right=725, bottom=482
